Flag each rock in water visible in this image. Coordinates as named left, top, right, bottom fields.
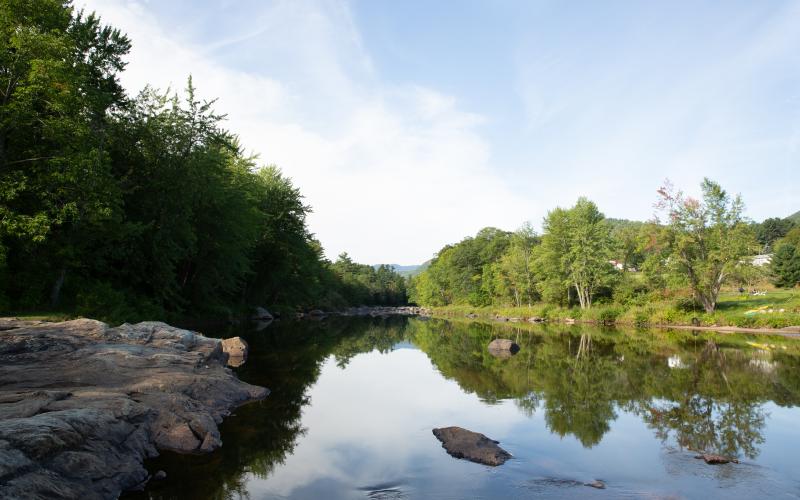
left=221, top=336, right=249, bottom=367
left=585, top=480, right=606, bottom=489
left=0, top=318, right=268, bottom=499
left=432, top=426, right=512, bottom=466
left=694, top=453, right=739, bottom=465
left=487, top=339, right=520, bottom=356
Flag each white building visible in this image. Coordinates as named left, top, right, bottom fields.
left=751, top=254, right=772, bottom=267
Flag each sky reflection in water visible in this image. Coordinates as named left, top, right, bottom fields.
left=137, top=317, right=800, bottom=499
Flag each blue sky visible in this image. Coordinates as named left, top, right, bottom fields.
left=81, top=0, right=800, bottom=264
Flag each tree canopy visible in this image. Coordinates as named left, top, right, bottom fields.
left=0, top=1, right=406, bottom=321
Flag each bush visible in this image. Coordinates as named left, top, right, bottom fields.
left=75, top=282, right=162, bottom=325
left=634, top=308, right=652, bottom=327
left=597, top=307, right=621, bottom=325
left=674, top=296, right=702, bottom=313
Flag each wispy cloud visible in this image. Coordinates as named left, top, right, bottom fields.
left=79, top=1, right=800, bottom=263
left=511, top=1, right=800, bottom=221
left=80, top=0, right=531, bottom=264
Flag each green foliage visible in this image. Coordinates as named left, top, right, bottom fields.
left=0, top=2, right=405, bottom=319
left=326, top=254, right=407, bottom=307
left=408, top=227, right=512, bottom=307
left=655, top=178, right=758, bottom=312
left=596, top=306, right=621, bottom=325
left=74, top=281, right=162, bottom=324
left=771, top=243, right=800, bottom=288
left=755, top=217, right=795, bottom=252
left=537, top=198, right=615, bottom=309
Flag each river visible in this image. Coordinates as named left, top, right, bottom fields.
left=129, top=316, right=800, bottom=499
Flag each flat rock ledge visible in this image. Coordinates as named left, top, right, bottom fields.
left=432, top=426, right=512, bottom=466
left=0, top=318, right=268, bottom=500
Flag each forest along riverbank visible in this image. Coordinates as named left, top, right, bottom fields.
left=0, top=318, right=267, bottom=500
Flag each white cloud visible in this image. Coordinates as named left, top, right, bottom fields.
left=78, top=0, right=531, bottom=264
left=78, top=1, right=800, bottom=263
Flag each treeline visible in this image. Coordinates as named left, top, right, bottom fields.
left=0, top=1, right=406, bottom=321
left=410, top=179, right=798, bottom=312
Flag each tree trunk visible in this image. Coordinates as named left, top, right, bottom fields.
left=575, top=283, right=587, bottom=309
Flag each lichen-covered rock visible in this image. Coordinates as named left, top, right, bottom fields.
left=432, top=426, right=512, bottom=466
left=0, top=318, right=268, bottom=499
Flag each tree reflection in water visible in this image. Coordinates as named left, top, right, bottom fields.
left=132, top=317, right=800, bottom=499
left=409, top=320, right=797, bottom=456
left=642, top=340, right=766, bottom=459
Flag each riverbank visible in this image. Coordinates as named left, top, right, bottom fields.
left=0, top=318, right=268, bottom=499
left=425, top=297, right=800, bottom=337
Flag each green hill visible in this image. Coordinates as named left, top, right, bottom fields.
left=787, top=210, right=800, bottom=224
left=374, top=262, right=430, bottom=278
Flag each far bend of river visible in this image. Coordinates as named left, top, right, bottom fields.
left=131, top=317, right=800, bottom=499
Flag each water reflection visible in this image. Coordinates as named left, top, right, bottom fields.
left=132, top=317, right=800, bottom=499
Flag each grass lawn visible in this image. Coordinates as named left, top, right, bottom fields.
left=715, top=288, right=799, bottom=313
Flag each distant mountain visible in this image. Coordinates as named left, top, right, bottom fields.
left=787, top=210, right=800, bottom=224
left=374, top=262, right=430, bottom=277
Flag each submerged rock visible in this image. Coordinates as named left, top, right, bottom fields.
left=0, top=318, right=268, bottom=499
left=694, top=453, right=739, bottom=465
left=432, top=426, right=512, bottom=466
left=585, top=480, right=606, bottom=489
left=251, top=307, right=273, bottom=321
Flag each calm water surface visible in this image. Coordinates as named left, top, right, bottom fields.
left=133, top=317, right=800, bottom=499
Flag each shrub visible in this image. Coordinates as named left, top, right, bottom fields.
left=597, top=307, right=621, bottom=325
left=75, top=282, right=162, bottom=325
left=674, top=296, right=702, bottom=313
left=634, top=308, right=652, bottom=327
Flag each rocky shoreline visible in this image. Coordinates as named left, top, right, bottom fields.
left=293, top=305, right=430, bottom=319
left=0, top=318, right=268, bottom=500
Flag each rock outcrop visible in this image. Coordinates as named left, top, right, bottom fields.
left=432, top=426, right=512, bottom=466
left=0, top=318, right=268, bottom=499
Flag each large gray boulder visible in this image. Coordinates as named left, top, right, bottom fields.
left=432, top=426, right=512, bottom=466
left=0, top=318, right=268, bottom=499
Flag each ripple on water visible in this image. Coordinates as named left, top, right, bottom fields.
left=358, top=482, right=409, bottom=500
